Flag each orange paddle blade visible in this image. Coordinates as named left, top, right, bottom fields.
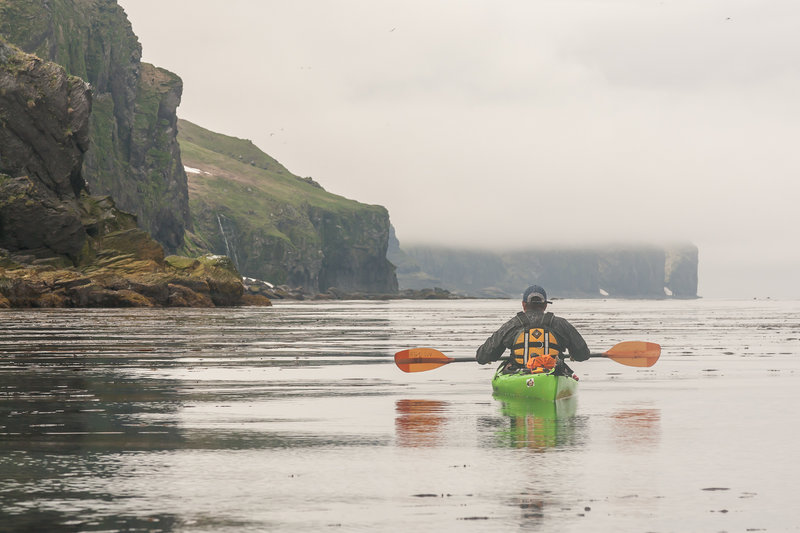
left=394, top=348, right=454, bottom=373
left=602, top=341, right=661, bottom=367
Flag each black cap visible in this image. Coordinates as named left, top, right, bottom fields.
left=522, top=285, right=552, bottom=304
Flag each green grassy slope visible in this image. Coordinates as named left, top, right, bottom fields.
left=177, top=119, right=396, bottom=292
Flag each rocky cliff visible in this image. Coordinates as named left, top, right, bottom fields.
left=664, top=245, right=699, bottom=298
left=0, top=40, right=256, bottom=308
left=389, top=238, right=699, bottom=299
left=178, top=120, right=398, bottom=294
left=0, top=0, right=189, bottom=252
left=0, top=39, right=92, bottom=259
left=0, top=0, right=398, bottom=297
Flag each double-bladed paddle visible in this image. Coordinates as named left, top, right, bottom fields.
left=394, top=341, right=661, bottom=373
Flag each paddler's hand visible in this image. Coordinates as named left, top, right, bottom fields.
left=570, top=351, right=590, bottom=362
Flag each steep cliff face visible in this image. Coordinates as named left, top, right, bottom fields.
left=178, top=119, right=398, bottom=293
left=393, top=242, right=699, bottom=298
left=309, top=205, right=397, bottom=292
left=0, top=39, right=91, bottom=258
left=0, top=0, right=189, bottom=251
left=665, top=245, right=699, bottom=298
left=596, top=247, right=666, bottom=298
left=0, top=42, right=252, bottom=308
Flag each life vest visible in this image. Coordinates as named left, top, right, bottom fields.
left=511, top=313, right=563, bottom=370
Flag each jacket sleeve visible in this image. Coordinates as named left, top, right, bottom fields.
left=476, top=318, right=517, bottom=364
left=554, top=317, right=590, bottom=361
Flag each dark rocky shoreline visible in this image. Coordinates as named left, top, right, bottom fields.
left=0, top=248, right=270, bottom=309
left=243, top=278, right=464, bottom=301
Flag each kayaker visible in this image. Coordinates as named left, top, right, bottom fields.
left=476, top=285, right=590, bottom=372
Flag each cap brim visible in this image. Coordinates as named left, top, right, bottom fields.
left=525, top=297, right=552, bottom=304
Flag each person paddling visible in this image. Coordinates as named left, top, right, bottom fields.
left=476, top=285, right=590, bottom=374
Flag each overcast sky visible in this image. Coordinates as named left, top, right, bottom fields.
left=118, top=0, right=799, bottom=299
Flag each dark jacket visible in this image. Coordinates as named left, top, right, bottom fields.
left=476, top=309, right=590, bottom=364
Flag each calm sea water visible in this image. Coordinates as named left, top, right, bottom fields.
left=1, top=299, right=799, bottom=532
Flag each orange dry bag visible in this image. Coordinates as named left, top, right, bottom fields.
left=526, top=353, right=557, bottom=372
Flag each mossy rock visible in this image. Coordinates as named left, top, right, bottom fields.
left=241, top=293, right=273, bottom=306
left=164, top=255, right=200, bottom=271
left=79, top=194, right=138, bottom=236
left=101, top=229, right=165, bottom=263
left=195, top=254, right=240, bottom=277
left=167, top=283, right=213, bottom=307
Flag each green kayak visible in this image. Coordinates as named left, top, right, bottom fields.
left=491, top=363, right=578, bottom=401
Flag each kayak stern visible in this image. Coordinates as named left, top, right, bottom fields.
left=491, top=365, right=578, bottom=401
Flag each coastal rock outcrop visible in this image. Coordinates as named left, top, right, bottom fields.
left=0, top=39, right=91, bottom=259
left=178, top=119, right=398, bottom=294
left=0, top=41, right=258, bottom=308
left=0, top=0, right=190, bottom=252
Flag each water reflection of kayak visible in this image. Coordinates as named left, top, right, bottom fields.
left=493, top=395, right=578, bottom=449
left=491, top=363, right=578, bottom=401
left=495, top=395, right=578, bottom=419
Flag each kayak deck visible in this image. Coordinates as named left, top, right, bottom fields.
left=491, top=363, right=578, bottom=401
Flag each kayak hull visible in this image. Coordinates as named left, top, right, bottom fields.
left=491, top=367, right=578, bottom=401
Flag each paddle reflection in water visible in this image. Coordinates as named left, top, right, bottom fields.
left=610, top=408, right=661, bottom=450
left=394, top=396, right=587, bottom=452
left=394, top=399, right=449, bottom=448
